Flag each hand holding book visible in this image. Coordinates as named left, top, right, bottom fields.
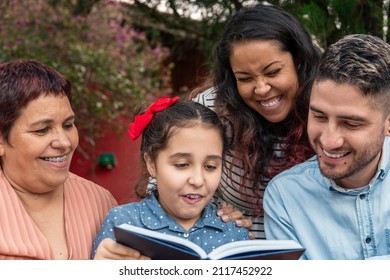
left=114, top=224, right=304, bottom=260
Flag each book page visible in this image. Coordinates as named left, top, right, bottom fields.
left=207, top=239, right=304, bottom=260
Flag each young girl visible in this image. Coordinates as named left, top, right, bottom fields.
left=91, top=97, right=249, bottom=259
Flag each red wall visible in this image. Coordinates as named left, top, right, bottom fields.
left=70, top=129, right=142, bottom=205
left=70, top=47, right=207, bottom=205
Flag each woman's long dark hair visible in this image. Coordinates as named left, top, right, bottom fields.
left=212, top=4, right=321, bottom=210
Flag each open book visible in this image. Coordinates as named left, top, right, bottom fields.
left=114, top=223, right=304, bottom=260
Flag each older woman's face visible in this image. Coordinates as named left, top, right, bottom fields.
left=0, top=94, right=78, bottom=194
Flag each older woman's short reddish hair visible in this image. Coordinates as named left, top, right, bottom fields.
left=0, top=59, right=72, bottom=143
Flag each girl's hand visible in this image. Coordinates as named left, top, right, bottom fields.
left=93, top=238, right=151, bottom=260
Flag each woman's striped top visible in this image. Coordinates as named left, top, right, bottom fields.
left=193, top=88, right=286, bottom=239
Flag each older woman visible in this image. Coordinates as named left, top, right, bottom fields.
left=0, top=59, right=130, bottom=259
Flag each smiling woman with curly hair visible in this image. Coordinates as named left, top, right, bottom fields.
left=192, top=3, right=321, bottom=239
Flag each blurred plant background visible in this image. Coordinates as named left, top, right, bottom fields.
left=0, top=0, right=172, bottom=161
left=128, top=0, right=389, bottom=56
left=1, top=0, right=388, bottom=191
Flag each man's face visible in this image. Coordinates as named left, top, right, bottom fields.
left=308, top=80, right=390, bottom=189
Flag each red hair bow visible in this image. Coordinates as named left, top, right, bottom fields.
left=128, top=96, right=180, bottom=140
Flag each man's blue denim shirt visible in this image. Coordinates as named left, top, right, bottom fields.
left=264, top=137, right=390, bottom=260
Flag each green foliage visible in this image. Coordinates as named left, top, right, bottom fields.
left=0, top=0, right=173, bottom=159
left=127, top=0, right=256, bottom=64
left=128, top=0, right=388, bottom=56
left=277, top=0, right=386, bottom=48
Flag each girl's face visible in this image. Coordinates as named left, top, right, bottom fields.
left=145, top=124, right=223, bottom=230
left=230, top=39, right=299, bottom=123
left=0, top=94, right=78, bottom=194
